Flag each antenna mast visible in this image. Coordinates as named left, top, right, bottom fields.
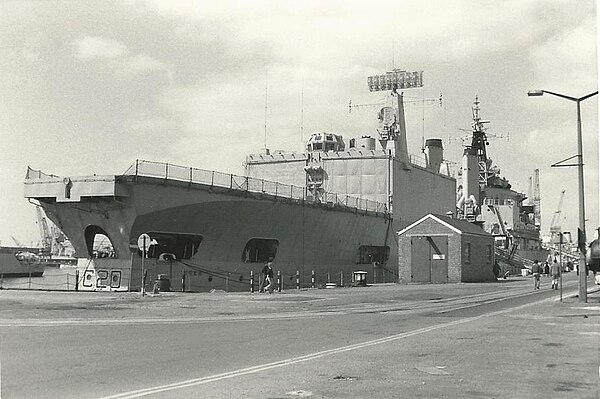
left=264, top=70, right=268, bottom=152
left=301, top=74, right=304, bottom=151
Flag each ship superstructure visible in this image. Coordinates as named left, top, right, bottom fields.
left=456, top=96, right=546, bottom=265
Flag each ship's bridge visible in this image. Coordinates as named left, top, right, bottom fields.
left=306, top=132, right=345, bottom=152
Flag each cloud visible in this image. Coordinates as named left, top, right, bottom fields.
left=73, top=36, right=173, bottom=81
left=121, top=53, right=174, bottom=82
left=73, top=36, right=129, bottom=59
left=529, top=16, right=598, bottom=91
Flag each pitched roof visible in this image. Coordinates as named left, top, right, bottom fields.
left=397, top=213, right=492, bottom=237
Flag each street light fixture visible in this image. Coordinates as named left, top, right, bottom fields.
left=528, top=89, right=598, bottom=303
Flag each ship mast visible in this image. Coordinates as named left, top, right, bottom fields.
left=367, top=69, right=424, bottom=166
left=469, top=95, right=491, bottom=189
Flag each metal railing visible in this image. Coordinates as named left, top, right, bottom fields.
left=25, top=166, right=59, bottom=180
left=484, top=198, right=515, bottom=206
left=123, top=160, right=389, bottom=214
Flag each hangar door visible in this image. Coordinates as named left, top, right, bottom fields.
left=411, top=236, right=448, bottom=283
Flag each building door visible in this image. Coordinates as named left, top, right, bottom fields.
left=411, top=236, right=448, bottom=283
left=429, top=236, right=448, bottom=283
left=411, top=236, right=431, bottom=282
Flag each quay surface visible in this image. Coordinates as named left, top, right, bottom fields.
left=0, top=272, right=598, bottom=398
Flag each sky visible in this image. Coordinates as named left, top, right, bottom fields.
left=0, top=0, right=598, bottom=247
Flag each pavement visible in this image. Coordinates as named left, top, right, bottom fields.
left=1, top=273, right=599, bottom=398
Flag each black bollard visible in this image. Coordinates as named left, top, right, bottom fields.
left=277, top=270, right=282, bottom=292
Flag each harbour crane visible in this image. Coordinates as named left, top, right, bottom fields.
left=36, top=206, right=53, bottom=253
left=10, top=235, right=22, bottom=247
left=549, top=190, right=565, bottom=244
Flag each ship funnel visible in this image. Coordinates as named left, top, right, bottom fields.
left=424, top=139, right=443, bottom=172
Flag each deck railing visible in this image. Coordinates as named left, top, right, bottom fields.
left=123, top=160, right=389, bottom=215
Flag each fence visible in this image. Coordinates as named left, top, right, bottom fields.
left=0, top=269, right=79, bottom=291
left=123, top=160, right=389, bottom=215
left=0, top=266, right=395, bottom=292
left=182, top=268, right=397, bottom=293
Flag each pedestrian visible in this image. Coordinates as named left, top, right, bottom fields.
left=550, top=260, right=560, bottom=290
left=259, top=258, right=274, bottom=293
left=531, top=260, right=542, bottom=290
left=493, top=260, right=501, bottom=280
left=259, top=260, right=270, bottom=293
left=264, top=260, right=274, bottom=293
left=543, top=261, right=550, bottom=277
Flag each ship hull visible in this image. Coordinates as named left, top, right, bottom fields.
left=0, top=247, right=45, bottom=278
left=28, top=174, right=400, bottom=292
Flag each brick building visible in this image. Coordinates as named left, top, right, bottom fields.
left=397, top=213, right=496, bottom=283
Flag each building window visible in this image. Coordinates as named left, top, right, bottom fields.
left=486, top=244, right=493, bottom=263
left=357, top=245, right=390, bottom=264
left=242, top=238, right=279, bottom=263
left=464, top=243, right=471, bottom=263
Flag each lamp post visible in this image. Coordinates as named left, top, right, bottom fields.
left=528, top=89, right=598, bottom=302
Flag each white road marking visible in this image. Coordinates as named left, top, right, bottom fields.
left=97, top=298, right=548, bottom=399
left=0, top=311, right=342, bottom=327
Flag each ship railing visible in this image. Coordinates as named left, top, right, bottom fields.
left=124, top=160, right=389, bottom=215
left=409, top=154, right=428, bottom=168
left=484, top=198, right=515, bottom=206
left=408, top=154, right=453, bottom=176
left=25, top=166, right=60, bottom=180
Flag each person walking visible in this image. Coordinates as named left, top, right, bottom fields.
left=264, top=260, right=274, bottom=293
left=531, top=260, right=542, bottom=290
left=550, top=260, right=560, bottom=290
left=260, top=259, right=274, bottom=293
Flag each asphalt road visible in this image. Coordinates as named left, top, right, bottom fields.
left=0, top=273, right=598, bottom=398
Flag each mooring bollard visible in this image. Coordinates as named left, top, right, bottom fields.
left=250, top=270, right=254, bottom=293
left=277, top=270, right=282, bottom=292
left=311, top=270, right=315, bottom=288
left=296, top=270, right=300, bottom=289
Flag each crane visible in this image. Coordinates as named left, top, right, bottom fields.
left=549, top=190, right=565, bottom=244
left=10, top=235, right=22, bottom=247
left=36, top=206, right=52, bottom=253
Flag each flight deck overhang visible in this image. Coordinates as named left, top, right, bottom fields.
left=24, top=175, right=127, bottom=202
